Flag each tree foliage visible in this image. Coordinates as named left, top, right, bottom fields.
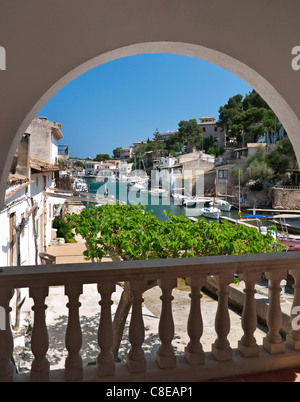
left=177, top=119, right=203, bottom=151
left=217, top=90, right=281, bottom=146
left=93, top=153, right=111, bottom=162
left=67, top=203, right=284, bottom=260
left=243, top=145, right=274, bottom=181
left=133, top=119, right=204, bottom=162
left=112, top=147, right=122, bottom=159
left=266, top=137, right=298, bottom=175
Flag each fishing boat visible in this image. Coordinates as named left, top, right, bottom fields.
left=210, top=199, right=232, bottom=212
left=200, top=206, right=221, bottom=220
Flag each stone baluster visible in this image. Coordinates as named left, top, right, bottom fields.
left=286, top=270, right=300, bottom=350
left=29, top=286, right=50, bottom=382
left=127, top=280, right=146, bottom=373
left=156, top=278, right=177, bottom=369
left=0, top=287, right=14, bottom=382
left=263, top=271, right=286, bottom=354
left=238, top=272, right=260, bottom=357
left=65, top=283, right=83, bottom=381
left=97, top=282, right=115, bottom=377
left=184, top=276, right=206, bottom=365
left=212, top=274, right=233, bottom=361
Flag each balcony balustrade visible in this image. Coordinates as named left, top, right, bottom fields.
left=1, top=251, right=300, bottom=382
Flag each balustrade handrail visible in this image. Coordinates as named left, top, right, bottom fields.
left=0, top=251, right=300, bottom=288
left=2, top=250, right=300, bottom=382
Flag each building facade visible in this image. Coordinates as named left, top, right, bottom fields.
left=0, top=118, right=63, bottom=267
left=198, top=116, right=226, bottom=147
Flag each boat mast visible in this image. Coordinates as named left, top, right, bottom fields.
left=238, top=169, right=240, bottom=210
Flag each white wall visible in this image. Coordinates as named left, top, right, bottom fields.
left=51, top=133, right=58, bottom=165
left=0, top=192, right=37, bottom=267
left=27, top=171, right=57, bottom=256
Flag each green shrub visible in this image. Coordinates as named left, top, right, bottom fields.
left=52, top=219, right=76, bottom=243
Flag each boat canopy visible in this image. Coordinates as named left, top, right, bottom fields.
left=241, top=214, right=274, bottom=219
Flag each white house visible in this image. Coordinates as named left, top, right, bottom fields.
left=119, top=161, right=133, bottom=177
left=120, top=146, right=134, bottom=160
left=0, top=118, right=63, bottom=267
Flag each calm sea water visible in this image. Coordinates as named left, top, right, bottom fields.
left=84, top=178, right=240, bottom=222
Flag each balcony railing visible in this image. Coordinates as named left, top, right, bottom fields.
left=1, top=251, right=300, bottom=382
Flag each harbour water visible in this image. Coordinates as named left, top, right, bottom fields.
left=84, top=177, right=240, bottom=222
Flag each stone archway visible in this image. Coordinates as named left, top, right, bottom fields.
left=1, top=1, right=300, bottom=208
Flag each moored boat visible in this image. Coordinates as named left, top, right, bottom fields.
left=129, top=182, right=147, bottom=192
left=149, top=187, right=168, bottom=197
left=183, top=196, right=196, bottom=207
left=200, top=207, right=221, bottom=220
left=210, top=199, right=232, bottom=211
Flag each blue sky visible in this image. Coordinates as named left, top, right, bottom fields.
left=38, top=53, right=253, bottom=159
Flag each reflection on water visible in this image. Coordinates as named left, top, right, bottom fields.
left=84, top=178, right=300, bottom=230
left=85, top=178, right=241, bottom=222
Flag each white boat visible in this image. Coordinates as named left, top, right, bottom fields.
left=210, top=199, right=232, bottom=212
left=195, top=197, right=212, bottom=207
left=74, top=178, right=88, bottom=192
left=172, top=193, right=185, bottom=204
left=183, top=196, right=196, bottom=207
left=129, top=182, right=147, bottom=191
left=149, top=187, right=168, bottom=197
left=172, top=192, right=185, bottom=200
left=180, top=192, right=194, bottom=206
left=200, top=207, right=221, bottom=220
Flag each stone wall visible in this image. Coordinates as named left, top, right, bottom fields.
left=271, top=187, right=300, bottom=210
left=60, top=200, right=85, bottom=221
left=230, top=185, right=271, bottom=208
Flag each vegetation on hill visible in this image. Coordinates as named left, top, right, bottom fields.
left=217, top=90, right=281, bottom=146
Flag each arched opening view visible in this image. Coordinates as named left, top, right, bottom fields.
left=2, top=52, right=299, bottom=381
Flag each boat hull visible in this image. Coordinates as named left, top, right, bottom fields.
left=201, top=207, right=221, bottom=220
left=210, top=201, right=232, bottom=212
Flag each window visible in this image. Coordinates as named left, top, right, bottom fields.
left=203, top=127, right=206, bottom=132
left=218, top=170, right=228, bottom=179
left=214, top=126, right=218, bottom=132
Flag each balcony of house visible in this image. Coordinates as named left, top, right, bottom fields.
left=1, top=251, right=300, bottom=382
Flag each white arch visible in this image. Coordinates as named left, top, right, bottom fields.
left=3, top=41, right=300, bottom=207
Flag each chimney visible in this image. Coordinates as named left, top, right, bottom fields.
left=15, top=134, right=30, bottom=178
